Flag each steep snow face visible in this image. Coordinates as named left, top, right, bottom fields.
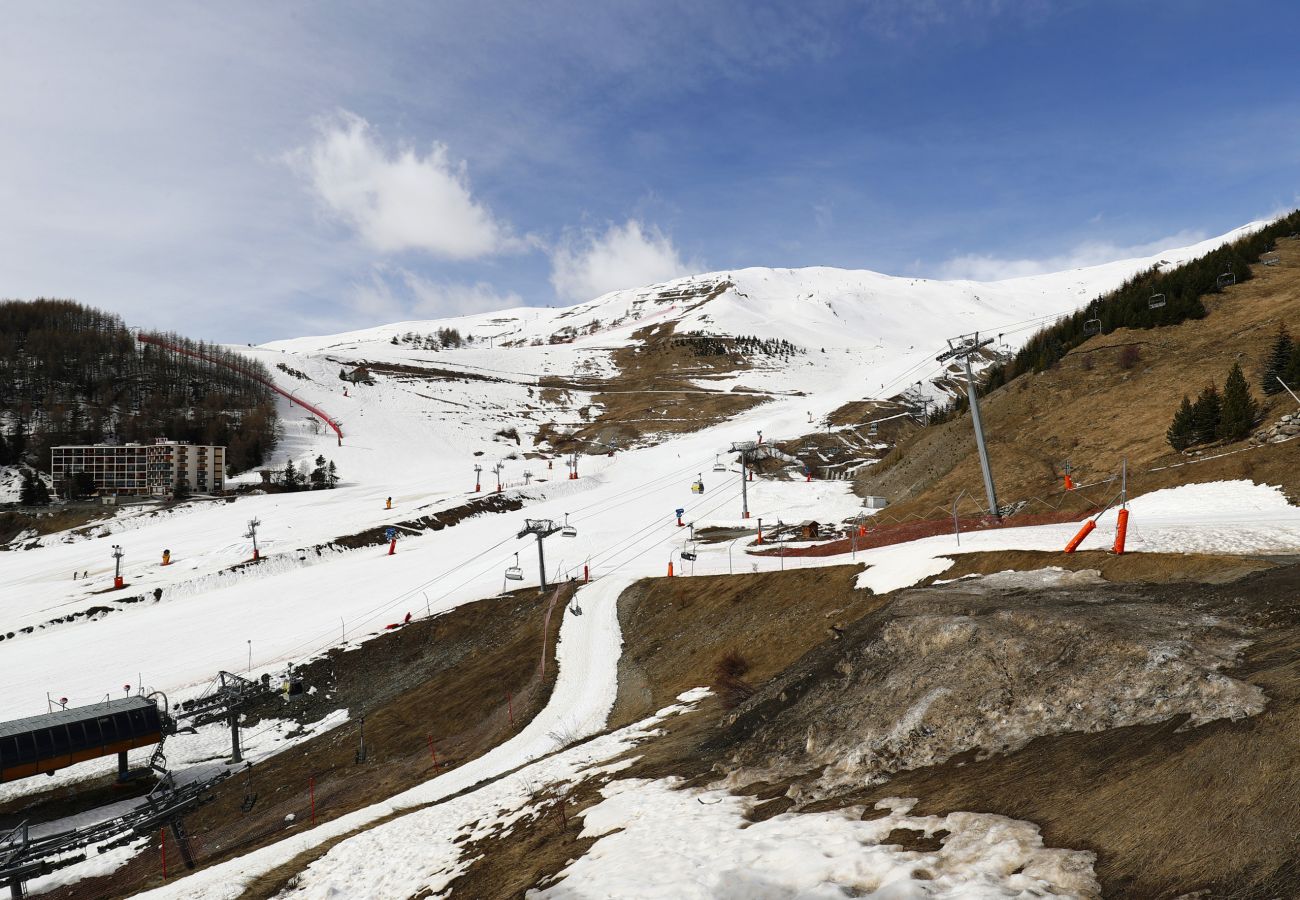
left=262, top=222, right=1264, bottom=360
left=244, top=224, right=1265, bottom=475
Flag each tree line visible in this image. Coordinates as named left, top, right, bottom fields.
left=927, top=208, right=1300, bottom=424
left=0, top=299, right=279, bottom=475
left=672, top=332, right=804, bottom=359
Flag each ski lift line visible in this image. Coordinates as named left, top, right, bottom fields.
left=567, top=454, right=716, bottom=514
left=585, top=484, right=744, bottom=570
left=598, top=487, right=744, bottom=580
left=264, top=531, right=520, bottom=669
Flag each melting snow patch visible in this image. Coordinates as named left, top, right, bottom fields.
left=534, top=785, right=1099, bottom=899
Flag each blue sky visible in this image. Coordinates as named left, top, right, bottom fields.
left=2, top=0, right=1297, bottom=342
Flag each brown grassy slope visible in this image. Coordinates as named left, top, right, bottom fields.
left=32, top=585, right=570, bottom=900
left=858, top=235, right=1300, bottom=517
left=609, top=566, right=880, bottom=728
left=450, top=559, right=1296, bottom=899
left=933, top=547, right=1276, bottom=584
left=536, top=318, right=769, bottom=454
left=825, top=565, right=1300, bottom=899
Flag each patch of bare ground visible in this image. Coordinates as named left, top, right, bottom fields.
left=858, top=236, right=1300, bottom=517
left=609, top=566, right=882, bottom=728
left=0, top=505, right=119, bottom=546
left=451, top=559, right=1300, bottom=898
left=931, top=548, right=1276, bottom=585
left=535, top=318, right=769, bottom=454
left=442, top=568, right=882, bottom=897
left=723, top=564, right=1300, bottom=899
left=31, top=584, right=572, bottom=900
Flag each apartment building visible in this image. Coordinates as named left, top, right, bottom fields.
left=50, top=438, right=225, bottom=498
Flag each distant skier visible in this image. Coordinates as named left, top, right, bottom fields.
left=403, top=611, right=412, bottom=625
left=386, top=496, right=392, bottom=510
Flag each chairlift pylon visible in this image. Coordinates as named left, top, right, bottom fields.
left=1083, top=318, right=1102, bottom=337
left=505, top=552, right=524, bottom=581
left=1148, top=293, right=1166, bottom=309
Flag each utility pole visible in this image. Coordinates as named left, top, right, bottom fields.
left=937, top=333, right=1000, bottom=519
left=245, top=518, right=261, bottom=561
left=517, top=519, right=562, bottom=591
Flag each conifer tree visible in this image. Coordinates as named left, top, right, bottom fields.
left=1218, top=362, right=1258, bottom=442
left=1283, top=344, right=1300, bottom=397
left=1190, top=384, right=1221, bottom=446
left=1167, top=395, right=1196, bottom=451
left=1262, top=326, right=1292, bottom=395
left=19, top=469, right=50, bottom=506
left=309, top=454, right=327, bottom=489
left=326, top=460, right=339, bottom=488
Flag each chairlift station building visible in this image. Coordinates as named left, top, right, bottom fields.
left=50, top=438, right=225, bottom=499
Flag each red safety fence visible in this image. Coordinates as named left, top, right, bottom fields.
left=136, top=334, right=344, bottom=444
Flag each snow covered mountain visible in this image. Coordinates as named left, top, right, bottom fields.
left=6, top=220, right=1296, bottom=898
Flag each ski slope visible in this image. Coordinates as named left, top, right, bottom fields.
left=4, top=222, right=1293, bottom=895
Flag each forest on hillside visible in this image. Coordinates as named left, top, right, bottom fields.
left=0, top=299, right=278, bottom=474
left=929, top=208, right=1300, bottom=423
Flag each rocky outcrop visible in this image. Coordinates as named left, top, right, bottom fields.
left=1253, top=411, right=1300, bottom=444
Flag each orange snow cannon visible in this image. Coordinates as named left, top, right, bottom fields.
left=1113, top=508, right=1129, bottom=555
left=1063, top=518, right=1096, bottom=553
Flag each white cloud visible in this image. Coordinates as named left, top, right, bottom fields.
left=550, top=220, right=699, bottom=302
left=936, top=229, right=1208, bottom=281
left=350, top=267, right=521, bottom=322
left=290, top=111, right=517, bottom=259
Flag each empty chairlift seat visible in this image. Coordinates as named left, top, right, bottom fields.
left=1149, top=293, right=1166, bottom=309
left=0, top=696, right=164, bottom=783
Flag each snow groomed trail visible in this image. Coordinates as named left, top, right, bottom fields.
left=137, top=572, right=632, bottom=898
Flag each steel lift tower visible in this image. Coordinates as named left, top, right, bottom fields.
left=937, top=332, right=1000, bottom=519
left=517, top=518, right=562, bottom=590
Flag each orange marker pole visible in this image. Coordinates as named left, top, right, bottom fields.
left=1113, top=508, right=1129, bottom=555
left=1063, top=518, right=1096, bottom=553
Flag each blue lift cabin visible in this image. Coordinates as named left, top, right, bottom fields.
left=0, top=696, right=166, bottom=784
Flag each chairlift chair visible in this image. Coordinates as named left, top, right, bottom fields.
left=560, top=513, right=577, bottom=538
left=1217, top=271, right=1236, bottom=288
left=505, top=553, right=524, bottom=581
left=712, top=455, right=726, bottom=473
left=240, top=764, right=258, bottom=812
left=680, top=539, right=698, bottom=562
left=1083, top=318, right=1102, bottom=336
left=1148, top=293, right=1166, bottom=309
left=868, top=422, right=879, bottom=437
